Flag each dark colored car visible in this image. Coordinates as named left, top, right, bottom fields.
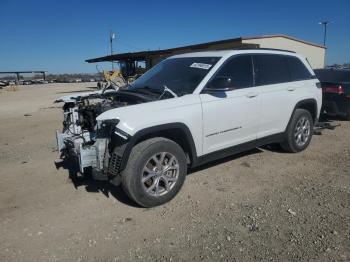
left=314, top=69, right=350, bottom=120
left=0, top=81, right=8, bottom=87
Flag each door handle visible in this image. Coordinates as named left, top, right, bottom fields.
left=246, top=92, right=258, bottom=98
left=287, top=87, right=296, bottom=91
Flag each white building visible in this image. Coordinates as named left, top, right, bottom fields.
left=241, top=35, right=325, bottom=68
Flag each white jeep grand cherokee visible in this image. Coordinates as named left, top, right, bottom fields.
left=56, top=49, right=322, bottom=207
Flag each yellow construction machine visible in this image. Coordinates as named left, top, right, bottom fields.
left=96, top=60, right=147, bottom=90
left=97, top=70, right=126, bottom=90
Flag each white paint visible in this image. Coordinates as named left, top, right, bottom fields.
left=95, top=49, right=322, bottom=156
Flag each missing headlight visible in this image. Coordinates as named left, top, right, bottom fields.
left=96, top=119, right=120, bottom=138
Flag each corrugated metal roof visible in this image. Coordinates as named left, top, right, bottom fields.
left=86, top=37, right=247, bottom=63
left=86, top=35, right=324, bottom=63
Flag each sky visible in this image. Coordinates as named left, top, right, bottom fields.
left=0, top=0, right=349, bottom=74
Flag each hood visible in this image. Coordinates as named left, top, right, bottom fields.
left=96, top=94, right=201, bottom=136
left=54, top=90, right=116, bottom=103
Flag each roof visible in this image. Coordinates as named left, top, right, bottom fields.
left=86, top=37, right=252, bottom=63
left=172, top=48, right=296, bottom=58
left=86, top=34, right=325, bottom=63
left=167, top=50, right=234, bottom=58
left=86, top=50, right=173, bottom=63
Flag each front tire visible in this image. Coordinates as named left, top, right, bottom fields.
left=121, top=137, right=187, bottom=207
left=281, top=109, right=313, bottom=153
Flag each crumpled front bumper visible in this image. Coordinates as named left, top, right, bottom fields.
left=56, top=130, right=109, bottom=179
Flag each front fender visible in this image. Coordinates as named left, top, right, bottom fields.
left=96, top=95, right=203, bottom=155
left=112, top=122, right=198, bottom=173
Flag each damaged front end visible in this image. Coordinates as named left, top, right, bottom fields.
left=56, top=119, right=119, bottom=179
left=55, top=90, right=149, bottom=182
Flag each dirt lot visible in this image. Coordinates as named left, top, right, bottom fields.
left=0, top=83, right=349, bottom=262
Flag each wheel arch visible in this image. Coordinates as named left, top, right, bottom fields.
left=119, top=123, right=197, bottom=172
left=293, top=98, right=318, bottom=124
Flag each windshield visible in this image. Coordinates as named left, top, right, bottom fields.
left=129, top=57, right=220, bottom=96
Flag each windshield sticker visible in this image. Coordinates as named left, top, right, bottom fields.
left=190, top=63, right=212, bottom=70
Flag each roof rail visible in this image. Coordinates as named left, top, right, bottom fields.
left=233, top=47, right=296, bottom=53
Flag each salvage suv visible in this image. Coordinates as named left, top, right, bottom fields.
left=56, top=49, right=322, bottom=207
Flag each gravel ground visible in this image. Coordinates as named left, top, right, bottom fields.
left=0, top=83, right=349, bottom=262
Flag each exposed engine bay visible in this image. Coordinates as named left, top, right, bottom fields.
left=61, top=90, right=153, bottom=133
left=55, top=88, right=162, bottom=181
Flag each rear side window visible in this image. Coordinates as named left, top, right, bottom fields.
left=286, top=56, right=312, bottom=81
left=214, top=55, right=253, bottom=89
left=253, top=54, right=290, bottom=85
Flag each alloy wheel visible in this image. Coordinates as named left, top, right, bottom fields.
left=141, top=152, right=179, bottom=197
left=294, top=116, right=311, bottom=147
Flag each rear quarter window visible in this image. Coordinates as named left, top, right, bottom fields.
left=286, top=56, right=312, bottom=81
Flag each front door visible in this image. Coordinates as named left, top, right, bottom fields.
left=200, top=55, right=261, bottom=155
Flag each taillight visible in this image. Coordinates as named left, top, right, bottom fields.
left=322, top=85, right=344, bottom=94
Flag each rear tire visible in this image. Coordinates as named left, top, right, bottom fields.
left=281, top=109, right=313, bottom=153
left=121, top=137, right=187, bottom=207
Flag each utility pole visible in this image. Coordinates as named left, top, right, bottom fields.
left=318, top=21, right=331, bottom=68
left=318, top=21, right=331, bottom=46
left=110, top=30, right=115, bottom=70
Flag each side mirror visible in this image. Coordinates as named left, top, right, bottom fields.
left=204, top=76, right=235, bottom=92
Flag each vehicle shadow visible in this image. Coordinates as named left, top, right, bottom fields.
left=258, top=115, right=343, bottom=153
left=54, top=149, right=263, bottom=207
left=54, top=156, right=140, bottom=208
left=319, top=114, right=346, bottom=122
left=188, top=148, right=263, bottom=174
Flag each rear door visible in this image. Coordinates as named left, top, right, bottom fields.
left=284, top=55, right=320, bottom=118
left=253, top=54, right=296, bottom=138
left=200, top=54, right=261, bottom=154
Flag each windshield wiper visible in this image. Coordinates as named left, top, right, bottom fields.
left=127, top=85, right=178, bottom=99
left=125, top=86, right=161, bottom=96
left=159, top=85, right=178, bottom=99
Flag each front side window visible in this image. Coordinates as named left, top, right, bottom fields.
left=130, top=57, right=220, bottom=96
left=213, top=55, right=254, bottom=89
left=253, top=54, right=290, bottom=86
